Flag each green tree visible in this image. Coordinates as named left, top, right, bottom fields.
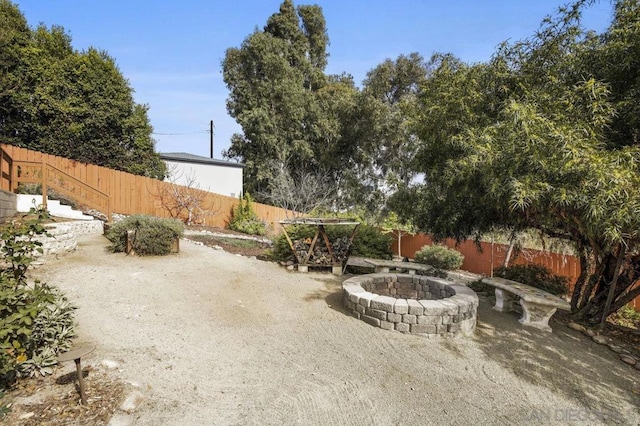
left=380, top=211, right=415, bottom=259
left=0, top=1, right=165, bottom=179
left=0, top=0, right=30, bottom=139
left=353, top=53, right=427, bottom=216
left=223, top=0, right=349, bottom=197
left=222, top=1, right=428, bottom=217
left=392, top=0, right=640, bottom=324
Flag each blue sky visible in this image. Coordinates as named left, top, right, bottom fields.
left=14, top=1, right=614, bottom=160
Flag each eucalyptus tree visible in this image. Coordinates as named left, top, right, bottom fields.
left=392, top=0, right=640, bottom=324
left=354, top=53, right=427, bottom=217
left=223, top=0, right=356, bottom=199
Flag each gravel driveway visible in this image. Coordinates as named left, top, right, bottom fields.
left=33, top=234, right=640, bottom=425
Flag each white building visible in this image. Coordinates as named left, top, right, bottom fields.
left=159, top=152, right=244, bottom=198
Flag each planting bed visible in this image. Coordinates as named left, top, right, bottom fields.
left=342, top=273, right=478, bottom=337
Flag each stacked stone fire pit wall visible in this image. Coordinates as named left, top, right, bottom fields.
left=343, top=273, right=478, bottom=337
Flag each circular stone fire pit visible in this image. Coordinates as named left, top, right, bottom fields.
left=342, top=273, right=479, bottom=337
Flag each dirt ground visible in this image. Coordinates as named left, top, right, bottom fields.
left=4, top=234, right=640, bottom=425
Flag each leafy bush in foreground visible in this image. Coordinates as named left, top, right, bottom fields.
left=414, top=245, right=464, bottom=270
left=0, top=214, right=76, bottom=389
left=106, top=215, right=184, bottom=255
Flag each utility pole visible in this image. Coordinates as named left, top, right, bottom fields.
left=210, top=120, right=214, bottom=159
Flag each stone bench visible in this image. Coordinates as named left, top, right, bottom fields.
left=481, top=277, right=570, bottom=332
left=363, top=259, right=435, bottom=275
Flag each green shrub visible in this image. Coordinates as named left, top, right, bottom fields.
left=608, top=305, right=640, bottom=329
left=414, top=244, right=464, bottom=270
left=267, top=223, right=392, bottom=262
left=0, top=215, right=76, bottom=389
left=493, top=264, right=568, bottom=297
left=228, top=193, right=267, bottom=236
left=0, top=280, right=39, bottom=386
left=105, top=215, right=184, bottom=255
left=0, top=390, right=10, bottom=419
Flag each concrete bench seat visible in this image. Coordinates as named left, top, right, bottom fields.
left=363, top=259, right=435, bottom=275
left=481, top=276, right=570, bottom=332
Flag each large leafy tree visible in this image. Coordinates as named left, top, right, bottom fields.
left=0, top=0, right=165, bottom=179
left=0, top=0, right=30, bottom=137
left=392, top=0, right=640, bottom=324
left=353, top=53, right=427, bottom=217
left=223, top=0, right=358, bottom=198
left=222, top=1, right=429, bottom=219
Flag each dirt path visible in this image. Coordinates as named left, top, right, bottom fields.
left=30, top=234, right=640, bottom=425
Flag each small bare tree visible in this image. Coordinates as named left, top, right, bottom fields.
left=258, top=160, right=336, bottom=217
left=153, top=164, right=219, bottom=225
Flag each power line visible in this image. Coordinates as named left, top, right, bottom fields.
left=152, top=131, right=208, bottom=136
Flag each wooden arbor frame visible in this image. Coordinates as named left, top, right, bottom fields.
left=279, top=218, right=360, bottom=274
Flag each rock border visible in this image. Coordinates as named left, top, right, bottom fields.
left=342, top=273, right=478, bottom=337
left=568, top=322, right=640, bottom=371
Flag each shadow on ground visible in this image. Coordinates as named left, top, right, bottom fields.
left=303, top=272, right=640, bottom=423
left=471, top=295, right=640, bottom=423
left=55, top=369, right=90, bottom=385
left=302, top=274, right=351, bottom=315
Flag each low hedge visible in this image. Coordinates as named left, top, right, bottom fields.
left=105, top=215, right=184, bottom=256
left=414, top=244, right=464, bottom=270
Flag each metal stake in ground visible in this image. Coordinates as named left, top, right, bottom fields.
left=57, top=346, right=95, bottom=404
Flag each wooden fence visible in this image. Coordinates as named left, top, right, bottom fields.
left=3, top=144, right=638, bottom=309
left=0, top=144, right=292, bottom=231
left=390, top=232, right=639, bottom=310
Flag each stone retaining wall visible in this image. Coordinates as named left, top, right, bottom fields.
left=34, top=220, right=104, bottom=257
left=342, top=273, right=478, bottom=337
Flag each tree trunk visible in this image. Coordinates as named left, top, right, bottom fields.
left=607, top=282, right=640, bottom=313
left=598, top=244, right=625, bottom=331
left=503, top=239, right=515, bottom=268
left=574, top=250, right=640, bottom=324
left=576, top=256, right=607, bottom=312
left=570, top=244, right=590, bottom=311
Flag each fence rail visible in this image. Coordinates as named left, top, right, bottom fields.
left=14, top=160, right=111, bottom=218
left=0, top=144, right=292, bottom=230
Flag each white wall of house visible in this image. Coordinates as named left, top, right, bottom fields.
left=163, top=159, right=243, bottom=198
